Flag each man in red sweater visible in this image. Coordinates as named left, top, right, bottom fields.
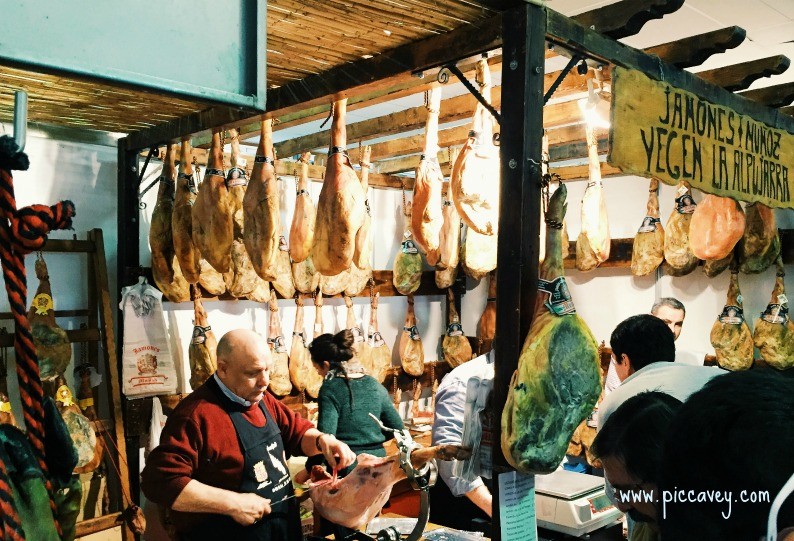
left=142, top=329, right=355, bottom=540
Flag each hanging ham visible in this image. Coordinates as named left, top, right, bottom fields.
left=393, top=200, right=422, bottom=295
left=268, top=292, right=292, bottom=396
left=305, top=292, right=327, bottom=398
left=29, top=256, right=71, bottom=379
left=442, top=288, right=472, bottom=368
left=399, top=295, right=425, bottom=377
left=462, top=225, right=497, bottom=280
left=710, top=267, right=753, bottom=371
left=243, top=119, right=280, bottom=281
left=226, top=129, right=259, bottom=298
left=289, top=296, right=312, bottom=393
left=312, top=99, right=367, bottom=276
left=293, top=255, right=321, bottom=295
left=501, top=184, right=601, bottom=474
left=309, top=444, right=470, bottom=530
left=631, top=178, right=664, bottom=277
left=345, top=294, right=372, bottom=371
left=477, top=272, right=496, bottom=354
left=436, top=261, right=458, bottom=290
left=367, top=292, right=391, bottom=384
left=703, top=252, right=734, bottom=278
left=290, top=152, right=316, bottom=263
left=321, top=268, right=351, bottom=296
left=663, top=181, right=700, bottom=276
left=753, top=259, right=793, bottom=370
left=46, top=376, right=97, bottom=470
left=740, top=203, right=780, bottom=274
left=270, top=234, right=296, bottom=299
left=193, top=130, right=234, bottom=273
left=347, top=146, right=374, bottom=296
left=576, top=123, right=610, bottom=271
left=437, top=179, right=461, bottom=270
left=150, top=144, right=190, bottom=301
left=198, top=258, right=227, bottom=296
left=690, top=195, right=745, bottom=261
left=172, top=139, right=201, bottom=283
left=412, top=87, right=444, bottom=263
left=189, top=289, right=217, bottom=391
left=247, top=276, right=272, bottom=303
left=73, top=364, right=104, bottom=474
left=451, top=58, right=499, bottom=237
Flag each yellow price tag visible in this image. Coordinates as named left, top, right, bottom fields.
left=32, top=293, right=54, bottom=315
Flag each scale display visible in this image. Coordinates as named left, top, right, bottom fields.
left=588, top=493, right=614, bottom=513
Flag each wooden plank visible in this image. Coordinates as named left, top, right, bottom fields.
left=645, top=26, right=747, bottom=69
left=0, top=309, right=90, bottom=320
left=89, top=228, right=133, bottom=541
left=41, top=238, right=95, bottom=253
left=74, top=513, right=123, bottom=538
left=695, top=55, right=790, bottom=92
left=0, top=327, right=99, bottom=347
left=738, top=82, right=794, bottom=109
left=554, top=162, right=625, bottom=181
left=783, top=105, right=794, bottom=117
left=573, top=0, right=685, bottom=39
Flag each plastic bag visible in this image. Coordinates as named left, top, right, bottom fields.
left=453, top=357, right=493, bottom=481
left=146, top=396, right=167, bottom=458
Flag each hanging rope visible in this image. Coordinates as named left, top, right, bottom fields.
left=0, top=135, right=75, bottom=536
left=0, top=453, right=24, bottom=541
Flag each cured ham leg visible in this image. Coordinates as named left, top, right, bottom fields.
left=442, top=288, right=472, bottom=368
left=412, top=87, right=444, bottom=263
left=399, top=295, right=424, bottom=377
left=73, top=365, right=104, bottom=473
left=172, top=139, right=201, bottom=283
left=437, top=179, right=461, bottom=270
left=710, top=267, right=753, bottom=371
left=740, top=203, right=780, bottom=274
left=501, top=184, right=601, bottom=473
left=29, top=256, right=71, bottom=379
left=150, top=143, right=190, bottom=301
left=268, top=293, right=292, bottom=396
left=463, top=225, right=497, bottom=280
left=393, top=201, right=422, bottom=295
left=312, top=99, right=367, bottom=276
left=345, top=294, right=372, bottom=372
left=347, top=146, right=374, bottom=296
left=367, top=292, right=391, bottom=383
left=289, top=296, right=312, bottom=393
left=243, top=120, right=280, bottom=281
left=193, top=131, right=234, bottom=273
left=477, top=272, right=496, bottom=354
left=753, top=259, right=793, bottom=370
left=576, top=123, right=610, bottom=271
left=451, top=59, right=499, bottom=236
left=270, top=234, right=296, bottom=299
left=309, top=444, right=470, bottom=530
left=46, top=376, right=97, bottom=470
left=226, top=129, right=259, bottom=298
left=631, top=178, right=664, bottom=277
left=198, top=258, right=227, bottom=296
left=189, top=289, right=217, bottom=390
left=305, top=292, right=326, bottom=398
left=663, top=181, right=699, bottom=276
left=290, top=152, right=316, bottom=263
left=293, top=255, right=321, bottom=295
left=690, top=195, right=745, bottom=260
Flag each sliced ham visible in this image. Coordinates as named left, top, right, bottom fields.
left=172, top=139, right=201, bottom=283
left=243, top=120, right=280, bottom=281
left=501, top=184, right=601, bottom=474
left=305, top=292, right=327, bottom=398
left=740, top=203, right=780, bottom=274
left=753, top=259, right=793, bottom=370
left=631, top=178, right=664, bottom=277
left=309, top=444, right=470, bottom=530
left=442, top=288, right=472, bottom=368
left=268, top=293, right=292, bottom=396
left=312, top=99, right=367, bottom=276
left=29, top=256, right=71, bottom=379
left=710, top=268, right=753, bottom=371
left=412, top=87, right=444, bottom=263
left=192, top=131, right=234, bottom=273
left=575, top=123, right=610, bottom=271
left=345, top=294, right=372, bottom=371
left=189, top=290, right=217, bottom=391
left=289, top=296, right=312, bottom=393
left=690, top=195, right=745, bottom=260
left=226, top=129, right=259, bottom=298
left=399, top=295, right=424, bottom=377
left=477, top=272, right=496, bottom=354
left=393, top=201, right=423, bottom=295
left=663, top=181, right=700, bottom=276
left=451, top=59, right=499, bottom=237
left=367, top=292, right=391, bottom=383
left=289, top=152, right=316, bottom=263
left=150, top=143, right=190, bottom=301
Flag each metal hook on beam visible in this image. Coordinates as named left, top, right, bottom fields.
left=13, top=91, right=28, bottom=152
left=437, top=63, right=502, bottom=126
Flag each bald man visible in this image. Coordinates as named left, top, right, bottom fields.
left=142, top=329, right=355, bottom=540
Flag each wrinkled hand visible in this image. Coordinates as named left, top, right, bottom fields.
left=231, top=493, right=271, bottom=526
left=320, top=434, right=356, bottom=471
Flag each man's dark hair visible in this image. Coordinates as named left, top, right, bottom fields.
left=651, top=297, right=686, bottom=316
left=659, top=369, right=794, bottom=541
left=610, top=314, right=675, bottom=370
left=592, top=392, right=682, bottom=483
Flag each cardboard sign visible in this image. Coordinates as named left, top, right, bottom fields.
left=608, top=67, right=794, bottom=209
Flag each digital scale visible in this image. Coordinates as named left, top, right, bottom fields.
left=535, top=469, right=623, bottom=537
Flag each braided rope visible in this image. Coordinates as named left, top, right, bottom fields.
left=0, top=135, right=75, bottom=537
left=0, top=452, right=25, bottom=541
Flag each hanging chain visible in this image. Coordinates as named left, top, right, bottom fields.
left=220, top=130, right=228, bottom=177
left=368, top=278, right=375, bottom=305
left=0, top=328, right=7, bottom=377
left=400, top=178, right=409, bottom=218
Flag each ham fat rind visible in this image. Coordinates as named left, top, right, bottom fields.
left=740, top=203, right=780, bottom=274
left=501, top=184, right=601, bottom=473
left=412, top=87, right=444, bottom=263
left=312, top=99, right=367, bottom=276
left=226, top=129, right=259, bottom=298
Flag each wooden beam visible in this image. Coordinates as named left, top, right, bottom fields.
left=573, top=0, right=686, bottom=40
left=738, top=81, right=794, bottom=109
left=695, top=55, right=791, bottom=92
left=782, top=105, right=794, bottom=117
left=644, top=26, right=747, bottom=69
left=554, top=162, right=624, bottom=181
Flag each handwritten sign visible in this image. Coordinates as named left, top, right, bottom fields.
left=498, top=470, right=537, bottom=541
left=608, top=67, right=794, bottom=209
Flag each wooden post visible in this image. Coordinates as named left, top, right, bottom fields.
left=493, top=4, right=546, bottom=539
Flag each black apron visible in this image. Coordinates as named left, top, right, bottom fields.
left=183, top=401, right=303, bottom=540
